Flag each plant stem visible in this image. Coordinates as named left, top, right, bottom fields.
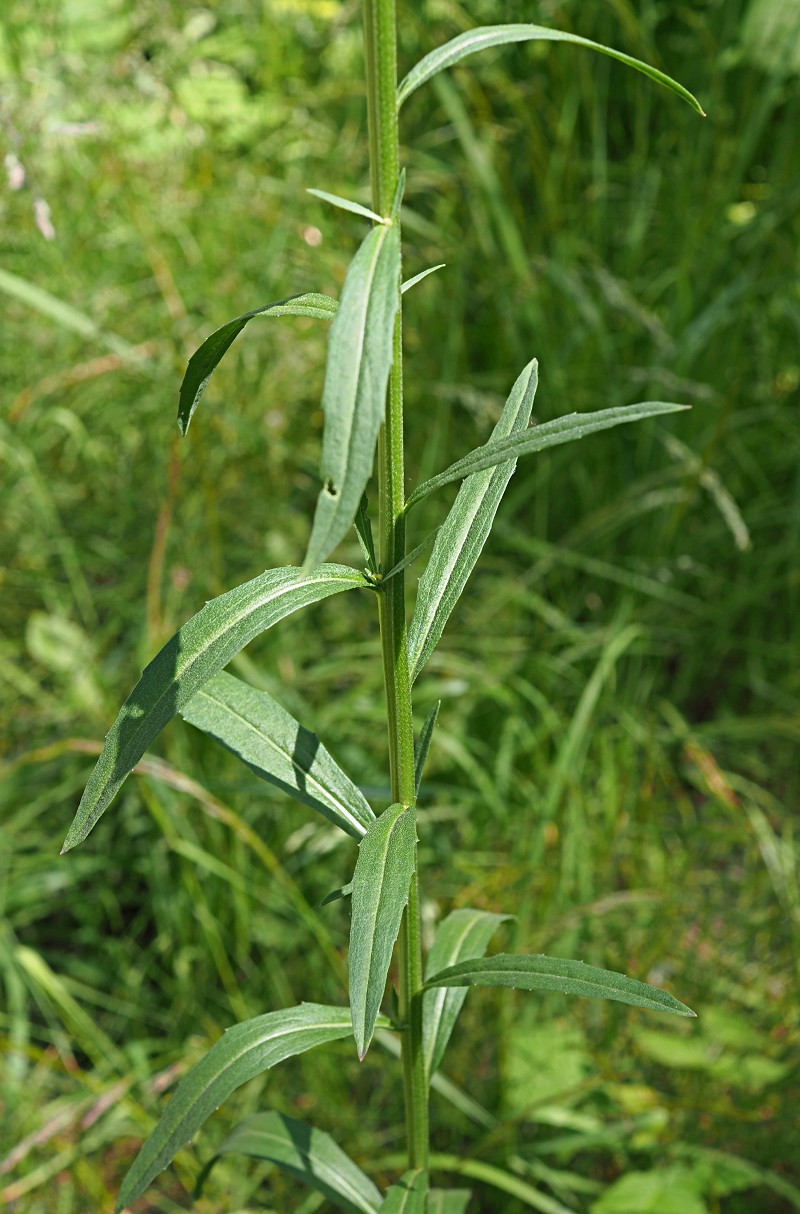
left=362, top=0, right=429, bottom=1172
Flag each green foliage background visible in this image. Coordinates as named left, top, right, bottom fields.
left=1, top=0, right=798, bottom=1210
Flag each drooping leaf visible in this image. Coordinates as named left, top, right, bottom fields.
left=350, top=803, right=417, bottom=1059
left=428, top=1191, right=473, bottom=1214
left=380, top=1169, right=429, bottom=1212
left=405, top=400, right=691, bottom=511
left=303, top=221, right=401, bottom=570
left=116, top=1004, right=360, bottom=1213
left=180, top=671, right=374, bottom=839
left=414, top=701, right=441, bottom=796
left=424, top=954, right=696, bottom=1017
left=406, top=359, right=538, bottom=682
left=62, top=564, right=365, bottom=851
left=401, top=264, right=447, bottom=294
left=210, top=1110, right=383, bottom=1214
left=308, top=187, right=386, bottom=225
left=423, top=909, right=511, bottom=1080
left=397, top=24, right=705, bottom=114
left=178, top=293, right=338, bottom=434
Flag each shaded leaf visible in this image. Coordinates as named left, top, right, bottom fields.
left=423, top=909, right=510, bottom=1080
left=414, top=702, right=441, bottom=796
left=321, top=880, right=354, bottom=907
left=63, top=564, right=365, bottom=851
left=407, top=359, right=538, bottom=682
left=304, top=222, right=401, bottom=570
left=355, top=494, right=379, bottom=573
left=181, top=671, right=374, bottom=839
left=350, top=803, right=417, bottom=1058
left=308, top=187, right=386, bottom=224
left=116, top=1004, right=359, bottom=1212
left=380, top=1169, right=429, bottom=1212
left=424, top=954, right=696, bottom=1017
left=397, top=24, right=705, bottom=114
left=178, top=293, right=338, bottom=434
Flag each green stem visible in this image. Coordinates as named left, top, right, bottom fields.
left=362, top=0, right=429, bottom=1172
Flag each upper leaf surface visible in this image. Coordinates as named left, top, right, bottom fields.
left=181, top=671, right=374, bottom=838
left=349, top=803, right=417, bottom=1059
left=424, top=953, right=696, bottom=1017
left=178, top=293, right=338, bottom=434
left=116, top=1003, right=357, bottom=1212
left=380, top=1169, right=429, bottom=1213
left=428, top=1191, right=473, bottom=1214
left=214, top=1110, right=383, bottom=1214
left=63, top=564, right=364, bottom=851
left=397, top=24, right=705, bottom=114
left=304, top=222, right=401, bottom=570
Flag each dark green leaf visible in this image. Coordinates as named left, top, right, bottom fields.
left=181, top=671, right=374, bottom=839
left=380, top=1169, right=429, bottom=1212
left=62, top=564, right=365, bottom=852
left=321, top=881, right=354, bottom=907
left=178, top=293, right=338, bottom=434
left=350, top=803, right=417, bottom=1059
left=414, top=702, right=441, bottom=797
left=424, top=954, right=696, bottom=1017
left=397, top=24, right=705, bottom=114
left=355, top=494, right=379, bottom=573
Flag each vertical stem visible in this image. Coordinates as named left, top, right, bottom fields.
left=362, top=0, right=429, bottom=1172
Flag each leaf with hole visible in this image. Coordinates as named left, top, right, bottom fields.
left=181, top=671, right=374, bottom=839
left=178, top=293, right=338, bottom=434
left=62, top=564, right=365, bottom=852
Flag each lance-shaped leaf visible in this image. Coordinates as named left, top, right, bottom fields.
left=209, top=1111, right=383, bottom=1214
left=405, top=399, right=690, bottom=511
left=407, top=359, right=538, bottom=682
left=397, top=24, right=705, bottom=114
left=178, top=293, right=338, bottom=434
left=304, top=222, right=401, bottom=571
left=429, top=1191, right=472, bottom=1214
left=424, top=954, right=696, bottom=1017
left=414, top=701, right=440, bottom=796
left=116, top=1004, right=360, bottom=1213
left=308, top=187, right=386, bottom=225
left=181, top=671, right=374, bottom=839
left=63, top=564, right=365, bottom=852
left=380, top=1169, right=429, bottom=1212
left=423, top=910, right=511, bottom=1081
left=350, top=803, right=417, bottom=1059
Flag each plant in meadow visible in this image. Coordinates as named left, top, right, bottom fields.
left=63, top=7, right=704, bottom=1211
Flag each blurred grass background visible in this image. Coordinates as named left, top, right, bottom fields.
left=1, top=0, right=799, bottom=1210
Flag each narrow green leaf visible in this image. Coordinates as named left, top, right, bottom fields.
left=397, top=24, right=705, bottom=115
left=178, top=293, right=338, bottom=434
left=428, top=1191, right=472, bottom=1214
left=380, top=1169, right=429, bottom=1212
left=355, top=494, right=379, bottom=573
left=213, top=1111, right=383, bottom=1214
left=429, top=1154, right=573, bottom=1214
left=321, top=881, right=354, bottom=907
left=62, top=564, right=365, bottom=852
left=180, top=671, right=374, bottom=839
left=350, top=803, right=417, bottom=1059
left=407, top=359, right=538, bottom=682
left=414, top=702, right=441, bottom=797
left=401, top=264, right=447, bottom=294
left=424, top=953, right=696, bottom=1017
left=381, top=528, right=441, bottom=584
left=115, top=1004, right=359, bottom=1213
left=406, top=400, right=690, bottom=511
left=423, top=909, right=511, bottom=1080
left=304, top=222, right=401, bottom=571
left=308, top=187, right=387, bottom=225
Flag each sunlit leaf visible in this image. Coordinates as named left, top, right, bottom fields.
left=308, top=187, right=386, bottom=224
left=380, top=1168, right=429, bottom=1212
left=428, top=1190, right=473, bottom=1214
left=401, top=264, right=446, bottom=294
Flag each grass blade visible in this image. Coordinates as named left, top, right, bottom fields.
left=350, top=803, right=417, bottom=1059
left=423, top=909, right=511, bottom=1080
left=308, top=187, right=386, bottom=224
left=407, top=359, right=538, bottom=681
left=62, top=564, right=365, bottom=852
left=116, top=1004, right=358, bottom=1212
left=178, top=292, right=338, bottom=434
left=380, top=1169, right=429, bottom=1212
left=405, top=400, right=690, bottom=511
left=303, top=222, right=401, bottom=570
left=397, top=24, right=705, bottom=115
left=212, top=1110, right=383, bottom=1214
left=424, top=954, right=696, bottom=1017
left=180, top=671, right=374, bottom=839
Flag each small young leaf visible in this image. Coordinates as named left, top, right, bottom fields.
left=116, top=1004, right=359, bottom=1212
left=401, top=264, right=446, bottom=294
left=380, top=1169, right=429, bottom=1212
left=397, top=24, right=705, bottom=115
left=212, top=1110, right=383, bottom=1214
left=406, top=400, right=690, bottom=511
left=355, top=493, right=379, bottom=573
left=181, top=671, right=374, bottom=839
left=321, top=880, right=354, bottom=907
left=62, top=564, right=365, bottom=852
left=424, top=953, right=696, bottom=1017
left=350, top=803, right=417, bottom=1059
left=423, top=909, right=511, bottom=1080
left=308, top=187, right=387, bottom=225
left=381, top=528, right=441, bottom=585
left=407, top=359, right=538, bottom=682
left=428, top=1191, right=472, bottom=1214
left=178, top=293, right=338, bottom=434
left=303, top=222, right=401, bottom=571
left=414, top=702, right=441, bottom=796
